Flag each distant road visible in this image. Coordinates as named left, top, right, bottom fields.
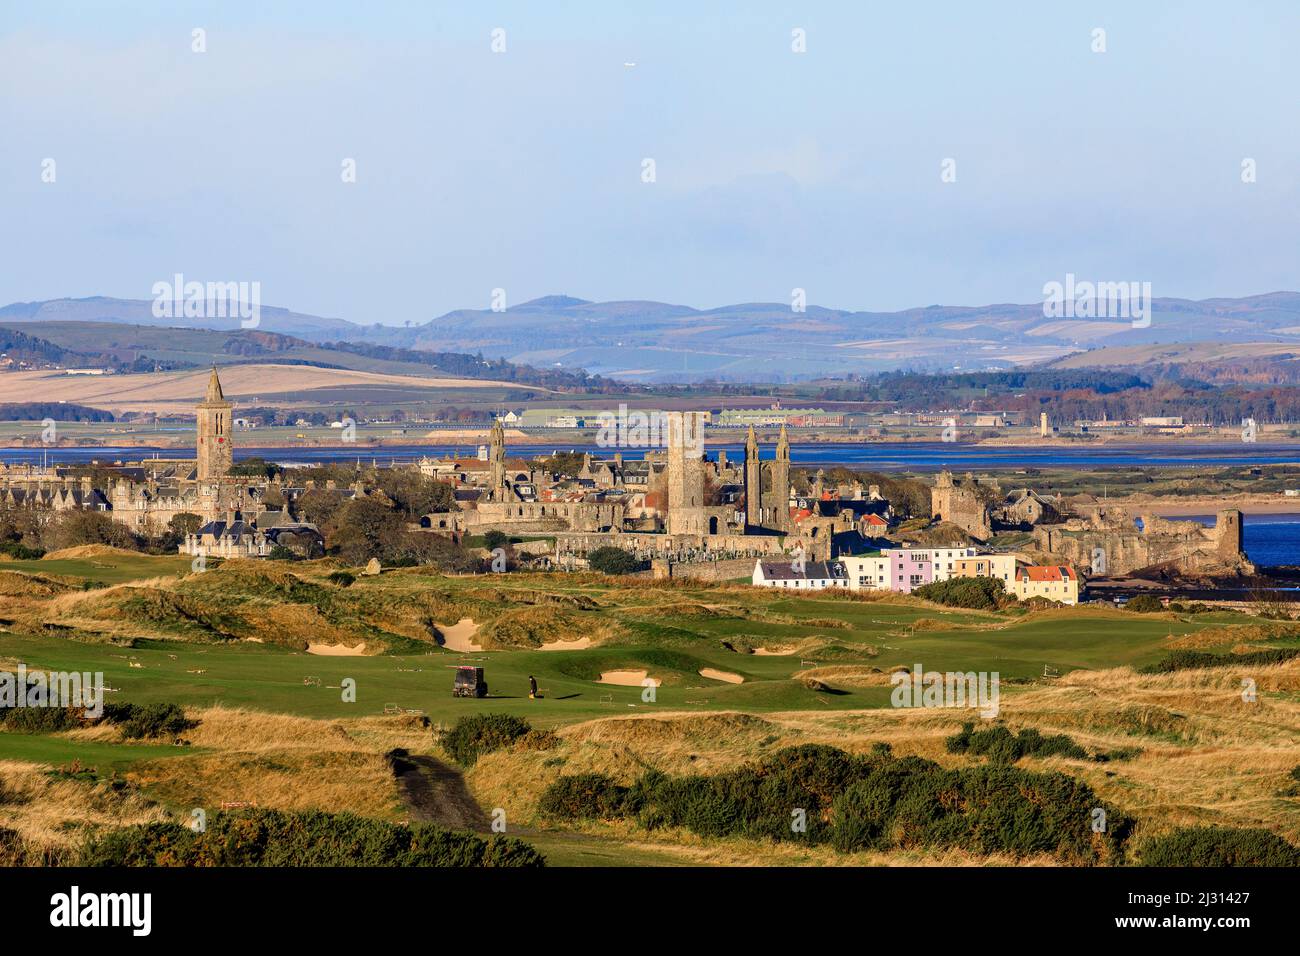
left=5, top=441, right=1300, bottom=471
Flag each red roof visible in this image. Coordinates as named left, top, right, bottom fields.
left=864, top=514, right=888, bottom=526
left=1022, top=565, right=1075, bottom=582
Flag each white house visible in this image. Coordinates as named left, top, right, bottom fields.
left=908, top=546, right=977, bottom=582
left=841, top=554, right=890, bottom=591
left=752, top=559, right=849, bottom=589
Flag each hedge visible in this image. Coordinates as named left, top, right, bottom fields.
left=80, top=809, right=544, bottom=867
left=1137, top=826, right=1300, bottom=867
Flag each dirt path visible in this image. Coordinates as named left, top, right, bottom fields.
left=388, top=750, right=490, bottom=832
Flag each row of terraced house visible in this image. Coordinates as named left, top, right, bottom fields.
left=751, top=547, right=1079, bottom=605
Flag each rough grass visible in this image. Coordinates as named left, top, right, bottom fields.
left=466, top=660, right=1300, bottom=851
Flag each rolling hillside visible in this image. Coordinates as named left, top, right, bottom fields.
left=7, top=291, right=1300, bottom=383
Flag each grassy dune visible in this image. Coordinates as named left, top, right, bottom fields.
left=1, top=559, right=1297, bottom=865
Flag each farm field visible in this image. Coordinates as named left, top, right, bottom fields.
left=2, top=556, right=1298, bottom=867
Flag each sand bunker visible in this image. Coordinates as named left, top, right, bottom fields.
left=599, top=670, right=660, bottom=687
left=752, top=647, right=793, bottom=656
left=699, top=668, right=744, bottom=684
left=539, top=637, right=593, bottom=651
left=436, top=618, right=483, bottom=652
left=306, top=642, right=367, bottom=656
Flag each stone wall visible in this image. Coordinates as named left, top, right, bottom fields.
left=1034, top=508, right=1252, bottom=576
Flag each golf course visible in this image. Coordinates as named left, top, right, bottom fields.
left=2, top=548, right=1299, bottom=866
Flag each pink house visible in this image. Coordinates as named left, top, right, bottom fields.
left=883, top=548, right=933, bottom=593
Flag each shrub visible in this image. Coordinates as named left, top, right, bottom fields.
left=100, top=702, right=198, bottom=740
left=327, top=570, right=356, bottom=587
left=0, top=541, right=44, bottom=560
left=538, top=773, right=630, bottom=820
left=1125, top=595, right=1165, bottom=613
left=80, top=809, right=544, bottom=867
left=1144, top=646, right=1300, bottom=674
left=541, top=744, right=1133, bottom=864
left=832, top=761, right=1131, bottom=864
left=482, top=530, right=510, bottom=552
left=0, top=705, right=85, bottom=733
left=266, top=545, right=298, bottom=561
left=946, top=722, right=1090, bottom=763
left=913, top=576, right=1007, bottom=610
left=1137, top=826, right=1300, bottom=867
left=587, top=546, right=644, bottom=575
left=440, top=713, right=531, bottom=766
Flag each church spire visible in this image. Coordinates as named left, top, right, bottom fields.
left=204, top=366, right=227, bottom=404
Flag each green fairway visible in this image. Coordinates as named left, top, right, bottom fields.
left=0, top=553, right=194, bottom=585
left=0, top=731, right=199, bottom=771
left=0, top=596, right=1235, bottom=731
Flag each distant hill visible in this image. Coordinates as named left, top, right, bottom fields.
left=0, top=296, right=361, bottom=341
left=0, top=321, right=611, bottom=392
left=7, top=291, right=1300, bottom=383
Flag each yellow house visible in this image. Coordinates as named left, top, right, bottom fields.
left=1012, top=565, right=1079, bottom=605
left=953, top=553, right=1021, bottom=587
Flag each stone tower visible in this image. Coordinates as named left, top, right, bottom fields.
left=1214, top=509, right=1244, bottom=560
left=195, top=367, right=233, bottom=482
left=769, top=424, right=791, bottom=531
left=744, top=425, right=762, bottom=530
left=665, top=411, right=705, bottom=535
left=487, top=417, right=507, bottom=501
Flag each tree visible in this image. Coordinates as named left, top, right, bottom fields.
left=328, top=497, right=406, bottom=564
left=40, top=510, right=142, bottom=552
left=295, top=488, right=347, bottom=530
left=373, top=470, right=456, bottom=519
left=587, top=547, right=643, bottom=575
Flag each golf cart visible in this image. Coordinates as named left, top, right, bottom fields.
left=453, top=666, right=487, bottom=698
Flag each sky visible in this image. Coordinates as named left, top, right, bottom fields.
left=2, top=1, right=1297, bottom=324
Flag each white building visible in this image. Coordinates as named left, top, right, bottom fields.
left=752, top=559, right=849, bottom=589
left=909, top=546, right=977, bottom=581
left=841, top=554, right=890, bottom=590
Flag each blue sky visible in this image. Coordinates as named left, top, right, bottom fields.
left=2, top=1, right=1297, bottom=324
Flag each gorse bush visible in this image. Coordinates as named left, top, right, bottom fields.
left=1124, top=595, right=1165, bottom=613
left=440, top=713, right=532, bottom=766
left=945, top=722, right=1090, bottom=763
left=102, top=702, right=198, bottom=740
left=538, top=744, right=1132, bottom=864
left=1144, top=647, right=1300, bottom=674
left=0, top=705, right=85, bottom=733
left=0, top=696, right=196, bottom=739
left=537, top=773, right=631, bottom=820
left=79, top=809, right=544, bottom=867
left=1137, top=826, right=1300, bottom=867
left=831, top=763, right=1130, bottom=864
left=0, top=541, right=44, bottom=560
left=912, top=576, right=1008, bottom=610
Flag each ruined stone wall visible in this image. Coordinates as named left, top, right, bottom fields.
left=1034, top=509, right=1252, bottom=576
left=930, top=472, right=991, bottom=540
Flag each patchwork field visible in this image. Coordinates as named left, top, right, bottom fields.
left=1, top=554, right=1298, bottom=866
left=0, top=365, right=545, bottom=416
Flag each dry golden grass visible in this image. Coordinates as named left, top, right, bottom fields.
left=467, top=662, right=1300, bottom=852
left=0, top=759, right=167, bottom=853
left=1, top=704, right=448, bottom=863
left=119, top=705, right=438, bottom=821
